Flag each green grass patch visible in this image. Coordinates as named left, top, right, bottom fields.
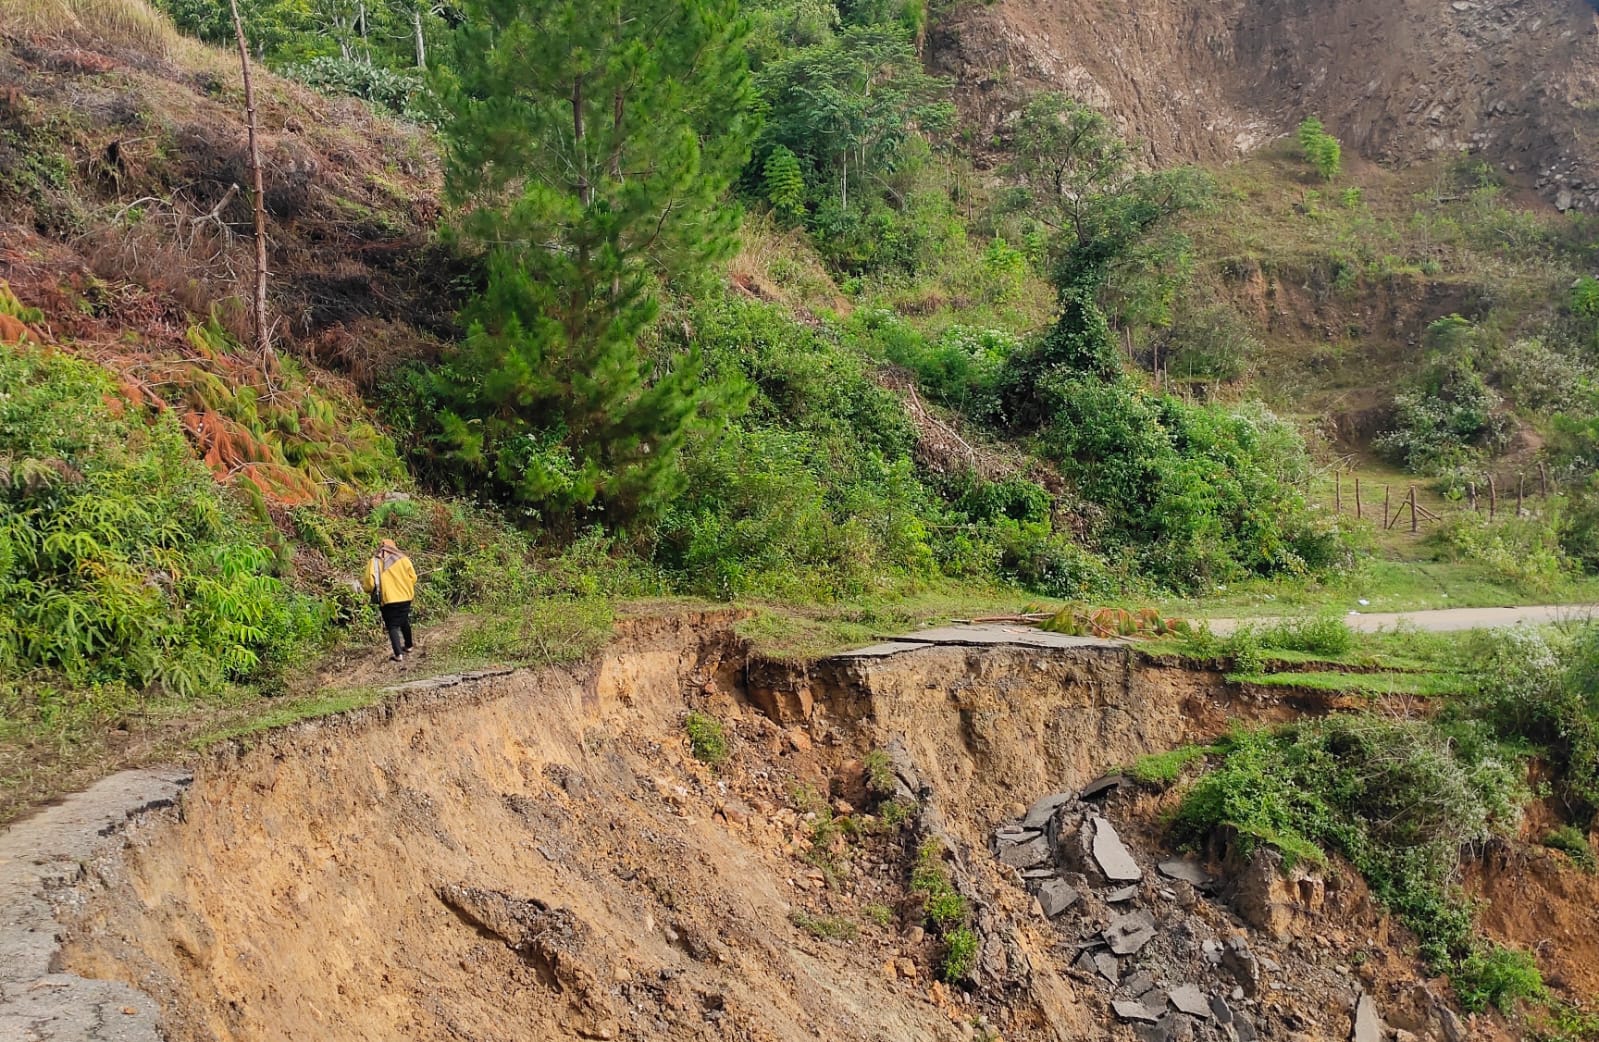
left=1127, top=744, right=1217, bottom=785
left=1229, top=670, right=1467, bottom=698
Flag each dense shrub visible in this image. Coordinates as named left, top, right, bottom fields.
left=1176, top=716, right=1525, bottom=969
left=283, top=57, right=422, bottom=115
left=1456, top=627, right=1599, bottom=810
left=0, top=344, right=323, bottom=695
left=1377, top=316, right=1510, bottom=475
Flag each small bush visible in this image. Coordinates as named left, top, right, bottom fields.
left=1258, top=614, right=1356, bottom=657
left=911, top=840, right=968, bottom=929
left=683, top=711, right=730, bottom=765
left=863, top=748, right=897, bottom=798
left=1297, top=117, right=1343, bottom=181
left=940, top=925, right=979, bottom=982
left=1543, top=825, right=1597, bottom=872
left=1175, top=715, right=1526, bottom=973
left=861, top=903, right=894, bottom=927
left=1453, top=944, right=1547, bottom=1014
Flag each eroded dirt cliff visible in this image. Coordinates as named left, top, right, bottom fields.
left=932, top=0, right=1599, bottom=208
left=40, top=619, right=1587, bottom=1042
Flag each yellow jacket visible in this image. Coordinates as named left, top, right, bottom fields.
left=363, top=552, right=417, bottom=605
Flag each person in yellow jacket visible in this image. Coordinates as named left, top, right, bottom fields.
left=362, top=538, right=418, bottom=662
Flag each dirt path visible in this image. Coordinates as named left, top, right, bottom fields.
left=1204, top=603, right=1599, bottom=634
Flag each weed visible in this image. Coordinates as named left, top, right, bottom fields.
left=790, top=910, right=857, bottom=941
left=1543, top=825, right=1597, bottom=872
left=940, top=925, right=979, bottom=982
left=875, top=796, right=916, bottom=830
left=1175, top=715, right=1526, bottom=976
left=911, top=840, right=969, bottom=929
left=1452, top=944, right=1547, bottom=1014
left=863, top=748, right=897, bottom=798
left=861, top=903, right=894, bottom=928
left=683, top=711, right=729, bottom=766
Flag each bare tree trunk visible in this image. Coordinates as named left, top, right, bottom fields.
left=357, top=1, right=371, bottom=64
left=413, top=5, right=426, bottom=69
left=229, top=0, right=274, bottom=375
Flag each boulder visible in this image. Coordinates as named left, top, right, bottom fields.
left=1034, top=878, right=1081, bottom=918
left=1157, top=859, right=1212, bottom=886
left=1079, top=773, right=1128, bottom=800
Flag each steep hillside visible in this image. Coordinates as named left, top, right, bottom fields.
left=933, top=0, right=1599, bottom=209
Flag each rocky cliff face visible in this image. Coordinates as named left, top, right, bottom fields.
left=931, top=0, right=1599, bottom=208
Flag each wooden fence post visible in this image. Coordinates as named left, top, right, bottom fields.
left=1518, top=475, right=1525, bottom=517
left=1488, top=475, right=1497, bottom=520
left=1468, top=482, right=1477, bottom=512
left=1383, top=485, right=1391, bottom=528
left=1355, top=477, right=1362, bottom=520
left=1334, top=470, right=1342, bottom=514
left=1409, top=485, right=1419, bottom=534
left=1540, top=461, right=1549, bottom=499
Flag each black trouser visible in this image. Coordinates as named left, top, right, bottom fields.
left=380, top=601, right=413, bottom=657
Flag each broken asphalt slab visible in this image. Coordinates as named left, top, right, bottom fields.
left=0, top=768, right=190, bottom=1042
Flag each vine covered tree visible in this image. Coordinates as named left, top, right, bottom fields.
left=427, top=0, right=758, bottom=526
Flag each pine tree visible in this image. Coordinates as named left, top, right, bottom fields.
left=428, top=0, right=758, bottom=526
left=763, top=145, right=807, bottom=221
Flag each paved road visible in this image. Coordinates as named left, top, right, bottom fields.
left=1205, top=603, right=1599, bottom=635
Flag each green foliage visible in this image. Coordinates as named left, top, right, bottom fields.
left=1538, top=1001, right=1599, bottom=1042
left=1176, top=715, right=1525, bottom=971
left=426, top=0, right=758, bottom=526
left=283, top=57, right=421, bottom=115
left=754, top=22, right=953, bottom=214
left=763, top=145, right=808, bottom=221
left=1572, top=276, right=1599, bottom=319
left=158, top=0, right=439, bottom=70
left=911, top=839, right=969, bottom=929
left=0, top=343, right=322, bottom=695
left=1456, top=627, right=1599, bottom=811
left=940, top=925, right=979, bottom=982
left=1452, top=944, right=1547, bottom=1014
left=860, top=902, right=894, bottom=927
left=863, top=748, right=897, bottom=797
left=1543, top=825, right=1597, bottom=872
left=1256, top=614, right=1356, bottom=657
left=683, top=710, right=730, bottom=765
left=1377, top=316, right=1511, bottom=475
left=1296, top=117, right=1342, bottom=181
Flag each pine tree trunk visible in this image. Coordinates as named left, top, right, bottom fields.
left=229, top=0, right=274, bottom=373
left=413, top=6, right=426, bottom=69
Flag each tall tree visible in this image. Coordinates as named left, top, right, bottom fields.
left=755, top=23, right=951, bottom=210
left=428, top=0, right=758, bottom=525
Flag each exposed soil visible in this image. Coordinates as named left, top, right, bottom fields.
left=932, top=0, right=1599, bottom=211
left=37, top=619, right=1579, bottom=1042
